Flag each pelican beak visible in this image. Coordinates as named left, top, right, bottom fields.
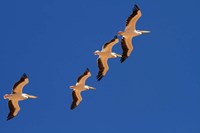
left=90, top=87, right=96, bottom=90
left=115, top=54, right=122, bottom=57
left=141, top=30, right=151, bottom=34
left=70, top=86, right=74, bottom=89
left=27, top=95, right=38, bottom=98
left=94, top=51, right=99, bottom=55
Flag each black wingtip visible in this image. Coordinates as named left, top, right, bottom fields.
left=70, top=105, right=77, bottom=110
left=86, top=68, right=90, bottom=71
left=120, top=57, right=128, bottom=63
left=120, top=60, right=124, bottom=63
left=22, top=73, right=28, bottom=78
left=96, top=75, right=104, bottom=81
left=7, top=116, right=14, bottom=121
left=114, top=35, right=118, bottom=39
left=134, top=4, right=139, bottom=10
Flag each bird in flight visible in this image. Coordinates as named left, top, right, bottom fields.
left=4, top=73, right=37, bottom=120
left=70, top=68, right=96, bottom=110
left=94, top=35, right=121, bottom=81
left=118, top=4, right=150, bottom=63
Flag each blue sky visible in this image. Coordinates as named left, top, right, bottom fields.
left=0, top=0, right=200, bottom=132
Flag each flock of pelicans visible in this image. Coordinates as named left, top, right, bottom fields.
left=3, top=4, right=150, bottom=120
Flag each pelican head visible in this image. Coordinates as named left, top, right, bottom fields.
left=3, top=94, right=11, bottom=99
left=94, top=50, right=101, bottom=55
left=140, top=30, right=151, bottom=34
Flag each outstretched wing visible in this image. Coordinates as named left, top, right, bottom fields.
left=71, top=90, right=82, bottom=110
left=7, top=100, right=20, bottom=120
left=12, top=73, right=29, bottom=94
left=120, top=37, right=133, bottom=63
left=102, top=36, right=119, bottom=53
left=125, top=4, right=142, bottom=31
left=76, top=68, right=91, bottom=85
left=96, top=57, right=109, bottom=81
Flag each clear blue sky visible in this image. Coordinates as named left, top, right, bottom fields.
left=0, top=0, right=200, bottom=132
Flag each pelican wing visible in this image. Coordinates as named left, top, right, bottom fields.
left=76, top=68, right=91, bottom=85
left=71, top=90, right=82, bottom=110
left=102, top=36, right=119, bottom=53
left=125, top=4, right=142, bottom=31
left=7, top=100, right=20, bottom=120
left=12, top=73, right=29, bottom=94
left=97, top=57, right=109, bottom=81
left=120, top=37, right=133, bottom=63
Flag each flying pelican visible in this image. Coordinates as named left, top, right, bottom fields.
left=118, top=4, right=150, bottom=63
left=70, top=68, right=95, bottom=110
left=4, top=73, right=37, bottom=120
left=94, top=35, right=121, bottom=81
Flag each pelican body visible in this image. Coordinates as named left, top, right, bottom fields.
left=118, top=4, right=150, bottom=63
left=4, top=73, right=37, bottom=120
left=94, top=35, right=121, bottom=81
left=4, top=93, right=29, bottom=101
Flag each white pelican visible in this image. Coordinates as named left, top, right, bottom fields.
left=4, top=73, right=37, bottom=120
left=94, top=35, right=121, bottom=81
left=118, top=4, right=150, bottom=63
left=70, top=68, right=95, bottom=110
